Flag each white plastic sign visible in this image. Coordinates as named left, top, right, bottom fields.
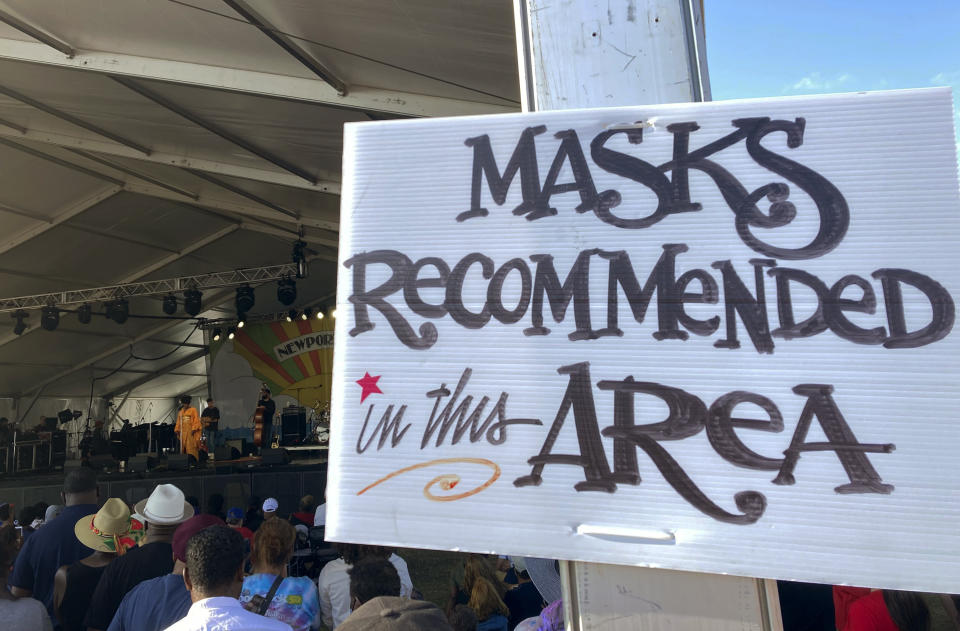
left=329, top=88, right=960, bottom=592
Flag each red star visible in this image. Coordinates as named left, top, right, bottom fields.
left=356, top=372, right=383, bottom=403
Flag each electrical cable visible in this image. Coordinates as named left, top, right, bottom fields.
left=164, top=0, right=521, bottom=105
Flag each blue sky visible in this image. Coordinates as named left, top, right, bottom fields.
left=705, top=0, right=960, bottom=152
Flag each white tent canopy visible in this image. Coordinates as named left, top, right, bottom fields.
left=0, top=0, right=519, bottom=421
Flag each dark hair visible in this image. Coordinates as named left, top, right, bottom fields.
left=206, top=398, right=213, bottom=403
left=18, top=505, right=35, bottom=526
left=185, top=496, right=201, bottom=513
left=251, top=518, right=295, bottom=568
left=180, top=395, right=191, bottom=405
left=64, top=467, right=97, bottom=494
left=449, top=604, right=479, bottom=631
left=206, top=493, right=225, bottom=514
left=883, top=590, right=929, bottom=631
left=299, top=495, right=316, bottom=512
left=0, top=504, right=9, bottom=521
left=334, top=543, right=366, bottom=565
left=348, top=556, right=400, bottom=604
left=0, top=525, right=17, bottom=571
left=186, top=525, right=245, bottom=594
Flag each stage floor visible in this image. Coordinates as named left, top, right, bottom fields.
left=0, top=456, right=329, bottom=519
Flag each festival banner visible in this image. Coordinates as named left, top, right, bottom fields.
left=329, top=88, right=960, bottom=591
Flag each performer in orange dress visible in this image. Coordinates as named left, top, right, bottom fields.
left=174, top=395, right=202, bottom=462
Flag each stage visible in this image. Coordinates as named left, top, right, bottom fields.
left=0, top=454, right=329, bottom=519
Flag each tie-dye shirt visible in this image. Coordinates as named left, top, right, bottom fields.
left=240, top=573, right=320, bottom=631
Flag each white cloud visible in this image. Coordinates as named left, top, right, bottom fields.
left=784, top=72, right=852, bottom=94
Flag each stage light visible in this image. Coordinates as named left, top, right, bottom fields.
left=77, top=304, right=92, bottom=324
left=161, top=294, right=178, bottom=315
left=277, top=278, right=296, bottom=306
left=11, top=310, right=27, bottom=335
left=292, top=240, right=307, bottom=278
left=41, top=306, right=59, bottom=331
left=300, top=309, right=309, bottom=321
left=316, top=310, right=324, bottom=320
left=227, top=327, right=236, bottom=340
left=105, top=299, right=129, bottom=324
left=237, top=317, right=245, bottom=329
left=212, top=329, right=222, bottom=342
left=286, top=309, right=296, bottom=323
left=183, top=289, right=202, bottom=317
left=331, top=308, right=337, bottom=319
left=235, top=285, right=255, bottom=313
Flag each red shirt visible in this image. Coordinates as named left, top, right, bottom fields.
left=233, top=525, right=254, bottom=542
left=835, top=588, right=900, bottom=631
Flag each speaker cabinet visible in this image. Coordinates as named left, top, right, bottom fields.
left=280, top=408, right=306, bottom=446
left=260, top=448, right=288, bottom=466
left=127, top=455, right=153, bottom=472
left=167, top=453, right=191, bottom=471
left=214, top=446, right=238, bottom=461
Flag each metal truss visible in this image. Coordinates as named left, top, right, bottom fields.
left=0, top=263, right=299, bottom=313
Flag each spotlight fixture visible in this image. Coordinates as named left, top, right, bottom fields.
left=292, top=240, right=307, bottom=278
left=227, top=327, right=237, bottom=340
left=300, top=310, right=309, bottom=321
left=77, top=304, right=92, bottom=324
left=331, top=308, right=337, bottom=319
left=237, top=316, right=246, bottom=329
left=277, top=277, right=297, bottom=306
left=161, top=294, right=178, bottom=315
left=235, top=285, right=255, bottom=313
left=316, top=310, right=324, bottom=320
left=41, top=306, right=59, bottom=332
left=183, top=288, right=202, bottom=317
left=212, top=329, right=222, bottom=342
left=105, top=299, right=129, bottom=324
left=303, top=307, right=313, bottom=320
left=11, top=310, right=27, bottom=336
left=286, top=308, right=296, bottom=323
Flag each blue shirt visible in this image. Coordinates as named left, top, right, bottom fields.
left=9, top=503, right=96, bottom=627
left=478, top=614, right=509, bottom=631
left=240, top=574, right=320, bottom=631
left=106, top=573, right=191, bottom=631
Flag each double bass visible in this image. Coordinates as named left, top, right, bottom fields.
left=253, top=404, right=266, bottom=447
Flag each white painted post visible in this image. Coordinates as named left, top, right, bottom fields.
left=510, top=3, right=780, bottom=631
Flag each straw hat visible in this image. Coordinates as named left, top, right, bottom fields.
left=74, top=498, right=144, bottom=555
left=133, top=484, right=194, bottom=525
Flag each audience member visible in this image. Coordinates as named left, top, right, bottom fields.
left=834, top=586, right=931, bottom=631
left=9, top=467, right=98, bottom=626
left=54, top=499, right=143, bottom=631
left=313, top=493, right=326, bottom=527
left=449, top=604, right=479, bottom=631
left=205, top=494, right=226, bottom=521
left=239, top=518, right=319, bottom=630
left=44, top=505, right=64, bottom=524
left=348, top=557, right=401, bottom=609
left=0, top=524, right=52, bottom=631
left=85, top=483, right=194, bottom=631
left=504, top=566, right=544, bottom=630
left=107, top=514, right=222, bottom=631
left=0, top=502, right=12, bottom=528
left=227, top=507, right=255, bottom=544
left=779, top=581, right=836, bottom=631
left=318, top=543, right=364, bottom=629
left=163, top=525, right=290, bottom=630
left=290, top=495, right=315, bottom=527
left=185, top=496, right=201, bottom=516
left=465, top=556, right=510, bottom=631
left=245, top=496, right=264, bottom=532
left=338, top=597, right=454, bottom=631
left=263, top=497, right=279, bottom=520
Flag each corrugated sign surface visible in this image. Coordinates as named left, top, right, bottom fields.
left=329, top=89, right=960, bottom=591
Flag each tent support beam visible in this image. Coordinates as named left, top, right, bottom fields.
left=0, top=38, right=515, bottom=117
left=0, top=10, right=75, bottom=57
left=185, top=169, right=299, bottom=219
left=221, top=0, right=347, bottom=95
left=111, top=76, right=318, bottom=186
left=67, top=149, right=200, bottom=200
left=0, top=85, right=150, bottom=154
left=103, top=347, right=209, bottom=400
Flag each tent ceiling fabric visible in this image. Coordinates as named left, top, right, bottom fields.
left=0, top=0, right=516, bottom=400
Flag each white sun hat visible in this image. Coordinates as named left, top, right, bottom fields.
left=133, top=484, right=194, bottom=525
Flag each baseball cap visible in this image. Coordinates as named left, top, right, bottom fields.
left=172, top=514, right=224, bottom=562
left=262, top=498, right=278, bottom=513
left=338, top=597, right=454, bottom=631
left=226, top=507, right=243, bottom=521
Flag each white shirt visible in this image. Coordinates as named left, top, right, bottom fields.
left=316, top=558, right=351, bottom=629
left=313, top=503, right=326, bottom=527
left=163, top=596, right=292, bottom=631
left=388, top=553, right=414, bottom=598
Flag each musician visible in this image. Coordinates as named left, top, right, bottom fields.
left=257, top=387, right=276, bottom=449
left=200, top=398, right=220, bottom=448
left=174, top=395, right=202, bottom=463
